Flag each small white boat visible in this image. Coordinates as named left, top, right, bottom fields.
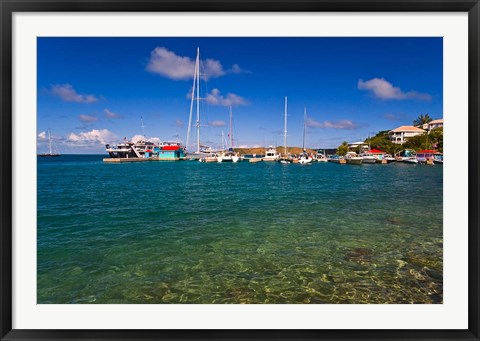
left=199, top=153, right=219, bottom=163
left=296, top=108, right=313, bottom=165
left=217, top=150, right=240, bottom=163
left=361, top=155, right=377, bottom=164
left=263, top=147, right=280, bottom=161
left=38, top=130, right=61, bottom=157
left=249, top=157, right=263, bottom=163
left=395, top=149, right=418, bottom=164
left=403, top=157, right=419, bottom=164
left=434, top=152, right=443, bottom=164
left=313, top=149, right=328, bottom=162
left=345, top=152, right=363, bottom=165
left=384, top=154, right=396, bottom=163
left=298, top=152, right=313, bottom=164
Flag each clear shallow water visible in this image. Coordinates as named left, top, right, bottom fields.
left=37, top=155, right=443, bottom=304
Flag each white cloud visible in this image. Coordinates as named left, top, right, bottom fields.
left=358, top=78, right=432, bottom=101
left=38, top=131, right=46, bottom=140
left=131, top=135, right=162, bottom=144
left=51, top=84, right=99, bottom=103
left=227, top=64, right=251, bottom=74
left=384, top=113, right=408, bottom=121
left=147, top=137, right=162, bottom=144
left=206, top=89, right=248, bottom=107
left=131, top=135, right=145, bottom=143
left=307, top=118, right=358, bottom=130
left=67, top=129, right=117, bottom=146
left=146, top=47, right=226, bottom=80
left=79, top=114, right=98, bottom=123
left=104, top=109, right=121, bottom=119
left=209, top=120, right=226, bottom=127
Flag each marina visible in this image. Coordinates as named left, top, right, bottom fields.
left=36, top=37, right=444, bottom=306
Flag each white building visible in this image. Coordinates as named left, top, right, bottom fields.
left=422, top=118, right=444, bottom=131
left=388, top=126, right=426, bottom=145
left=348, top=141, right=369, bottom=152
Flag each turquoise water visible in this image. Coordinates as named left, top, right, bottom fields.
left=37, top=155, right=443, bottom=304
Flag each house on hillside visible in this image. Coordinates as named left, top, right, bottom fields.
left=388, top=125, right=426, bottom=144
left=422, top=118, right=444, bottom=131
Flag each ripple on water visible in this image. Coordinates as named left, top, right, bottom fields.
left=37, top=156, right=443, bottom=304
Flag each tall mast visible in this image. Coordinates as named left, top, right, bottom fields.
left=141, top=116, right=145, bottom=139
left=229, top=105, right=233, bottom=149
left=303, top=107, right=307, bottom=152
left=284, top=96, right=287, bottom=156
left=186, top=49, right=198, bottom=152
left=196, top=48, right=201, bottom=153
left=48, top=130, right=52, bottom=155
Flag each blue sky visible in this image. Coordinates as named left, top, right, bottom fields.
left=37, top=37, right=443, bottom=153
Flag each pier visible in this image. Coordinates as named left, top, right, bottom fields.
left=103, top=157, right=185, bottom=163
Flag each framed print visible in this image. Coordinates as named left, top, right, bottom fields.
left=1, top=0, right=479, bottom=340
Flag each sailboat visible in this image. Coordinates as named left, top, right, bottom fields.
left=297, top=108, right=313, bottom=164
left=279, top=96, right=291, bottom=164
left=186, top=47, right=211, bottom=156
left=38, top=130, right=60, bottom=157
left=217, top=106, right=239, bottom=162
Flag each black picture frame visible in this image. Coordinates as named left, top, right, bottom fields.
left=1, top=1, right=479, bottom=340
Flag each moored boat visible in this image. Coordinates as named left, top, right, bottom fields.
left=263, top=146, right=280, bottom=161
left=38, top=130, right=61, bottom=157
left=395, top=149, right=418, bottom=164
left=217, top=149, right=240, bottom=163
left=312, top=149, right=328, bottom=162
left=345, top=151, right=363, bottom=165
left=433, top=152, right=444, bottom=164
left=199, top=153, right=219, bottom=162
left=416, top=149, right=436, bottom=164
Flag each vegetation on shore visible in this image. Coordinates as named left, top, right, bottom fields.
left=233, top=146, right=317, bottom=156
left=336, top=114, right=443, bottom=155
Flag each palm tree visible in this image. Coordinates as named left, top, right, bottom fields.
left=337, top=141, right=349, bottom=156
left=413, top=113, right=433, bottom=127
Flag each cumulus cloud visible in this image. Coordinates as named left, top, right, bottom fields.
left=131, top=135, right=145, bottom=143
left=104, top=109, right=121, bottom=119
left=384, top=113, right=408, bottom=121
left=130, top=135, right=162, bottom=144
left=206, top=88, right=248, bottom=107
left=67, top=129, right=117, bottom=146
left=79, top=114, right=98, bottom=123
left=307, top=118, right=358, bottom=130
left=147, top=47, right=225, bottom=80
left=51, top=84, right=99, bottom=103
left=146, top=47, right=248, bottom=81
left=209, top=120, right=226, bottom=127
left=358, top=78, right=432, bottom=101
left=38, top=131, right=46, bottom=140
left=227, top=64, right=251, bottom=74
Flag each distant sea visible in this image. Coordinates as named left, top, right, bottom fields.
left=37, top=155, right=443, bottom=304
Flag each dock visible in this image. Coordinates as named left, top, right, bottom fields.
left=103, top=157, right=185, bottom=163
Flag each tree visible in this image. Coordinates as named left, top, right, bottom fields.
left=336, top=141, right=349, bottom=156
left=364, top=131, right=399, bottom=156
left=413, top=113, right=433, bottom=127
left=429, top=127, right=443, bottom=152
left=403, top=132, right=429, bottom=151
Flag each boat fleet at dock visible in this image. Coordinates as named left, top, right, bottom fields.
left=103, top=48, right=443, bottom=166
